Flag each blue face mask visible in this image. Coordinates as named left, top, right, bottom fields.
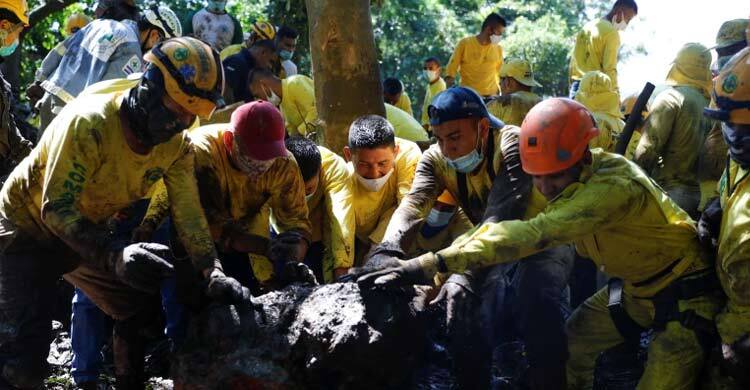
left=721, top=123, right=750, bottom=168
left=279, top=49, right=294, bottom=61
left=446, top=127, right=484, bottom=173
left=0, top=40, right=18, bottom=57
left=426, top=208, right=455, bottom=227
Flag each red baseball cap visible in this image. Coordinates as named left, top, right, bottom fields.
left=230, top=101, right=287, bottom=161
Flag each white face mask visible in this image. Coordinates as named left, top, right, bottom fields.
left=267, top=90, right=281, bottom=106
left=424, top=70, right=439, bottom=82
left=356, top=169, right=394, bottom=192
left=490, top=34, right=502, bottom=44
left=612, top=13, right=628, bottom=31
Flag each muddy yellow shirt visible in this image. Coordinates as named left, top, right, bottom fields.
left=569, top=19, right=620, bottom=90
left=716, top=161, right=750, bottom=343
left=0, top=90, right=217, bottom=270
left=446, top=36, right=503, bottom=96
left=280, top=75, right=318, bottom=137
left=486, top=91, right=542, bottom=127
left=385, top=104, right=429, bottom=142
left=350, top=138, right=421, bottom=244
left=421, top=78, right=447, bottom=126
left=437, top=150, right=709, bottom=298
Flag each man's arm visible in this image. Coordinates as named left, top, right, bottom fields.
left=444, top=39, right=465, bottom=84
left=322, top=152, right=356, bottom=271
left=36, top=40, right=68, bottom=82
left=601, top=31, right=621, bottom=91
left=633, top=94, right=678, bottom=174
left=231, top=16, right=244, bottom=45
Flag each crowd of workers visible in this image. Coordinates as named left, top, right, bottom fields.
left=0, top=0, right=748, bottom=389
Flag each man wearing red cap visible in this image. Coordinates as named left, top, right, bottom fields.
left=140, top=101, right=312, bottom=288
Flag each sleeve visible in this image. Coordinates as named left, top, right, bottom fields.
left=140, top=179, right=170, bottom=231
left=164, top=143, right=220, bottom=271
left=322, top=155, right=356, bottom=269
left=104, top=41, right=143, bottom=79
left=633, top=94, right=678, bottom=174
left=181, top=11, right=195, bottom=37
left=445, top=40, right=464, bottom=78
left=193, top=148, right=233, bottom=240
left=716, top=250, right=750, bottom=344
left=497, top=45, right=504, bottom=72
left=397, top=143, right=422, bottom=202
left=381, top=149, right=445, bottom=248
left=421, top=87, right=430, bottom=126
left=401, top=93, right=414, bottom=116
left=436, top=179, right=638, bottom=273
left=294, top=87, right=319, bottom=136
left=36, top=41, right=67, bottom=82
left=39, top=117, right=111, bottom=262
left=269, top=159, right=312, bottom=238
left=601, top=31, right=621, bottom=91
left=232, top=16, right=244, bottom=45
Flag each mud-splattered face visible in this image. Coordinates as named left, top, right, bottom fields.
left=432, top=117, right=489, bottom=161
left=532, top=162, right=583, bottom=201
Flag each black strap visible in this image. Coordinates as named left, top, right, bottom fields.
left=631, top=258, right=683, bottom=287
left=456, top=129, right=497, bottom=225
left=607, top=278, right=648, bottom=342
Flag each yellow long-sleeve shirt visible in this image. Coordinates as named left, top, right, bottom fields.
left=716, top=161, right=750, bottom=344
left=385, top=103, right=429, bottom=142
left=436, top=150, right=709, bottom=298
left=486, top=91, right=542, bottom=127
left=590, top=112, right=625, bottom=152
left=421, top=77, right=447, bottom=125
left=350, top=138, right=422, bottom=244
left=446, top=36, right=503, bottom=96
left=633, top=86, right=710, bottom=191
left=280, top=75, right=319, bottom=137
left=394, top=92, right=414, bottom=117
left=569, top=19, right=621, bottom=90
left=0, top=89, right=217, bottom=270
left=145, top=124, right=311, bottom=244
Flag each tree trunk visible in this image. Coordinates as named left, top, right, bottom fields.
left=305, top=0, right=384, bottom=156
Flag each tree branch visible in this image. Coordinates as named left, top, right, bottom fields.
left=28, top=0, right=78, bottom=27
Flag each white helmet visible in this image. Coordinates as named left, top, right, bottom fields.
left=142, top=5, right=182, bottom=39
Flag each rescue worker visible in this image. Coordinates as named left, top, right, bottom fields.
left=283, top=136, right=354, bottom=283
left=139, top=101, right=313, bottom=290
left=487, top=58, right=542, bottom=126
left=62, top=12, right=91, bottom=37
left=344, top=115, right=422, bottom=265
left=247, top=69, right=318, bottom=137
left=445, top=13, right=506, bottom=97
left=620, top=93, right=649, bottom=159
left=277, top=25, right=299, bottom=77
left=181, top=0, right=243, bottom=52
left=383, top=77, right=414, bottom=116
left=0, top=0, right=32, bottom=179
left=699, top=19, right=748, bottom=211
left=222, top=24, right=277, bottom=104
left=220, top=20, right=275, bottom=60
left=702, top=47, right=750, bottom=387
left=421, top=56, right=446, bottom=129
left=574, top=71, right=624, bottom=152
left=351, top=97, right=723, bottom=390
left=568, top=0, right=638, bottom=97
left=32, top=4, right=182, bottom=131
left=633, top=43, right=713, bottom=218
left=368, top=87, right=574, bottom=389
left=0, top=36, right=243, bottom=389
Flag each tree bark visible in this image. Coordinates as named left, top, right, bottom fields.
left=305, top=0, right=384, bottom=156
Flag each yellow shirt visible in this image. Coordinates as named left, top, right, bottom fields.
left=394, top=92, right=414, bottom=117
left=590, top=112, right=625, bottom=152
left=486, top=91, right=542, bottom=126
left=569, top=19, right=621, bottom=90
left=437, top=150, right=709, bottom=298
left=421, top=77, right=447, bottom=125
left=0, top=89, right=217, bottom=270
left=350, top=138, right=422, bottom=244
left=385, top=104, right=429, bottom=142
left=446, top=36, right=503, bottom=96
left=280, top=75, right=319, bottom=137
left=716, top=161, right=750, bottom=344
left=220, top=43, right=244, bottom=61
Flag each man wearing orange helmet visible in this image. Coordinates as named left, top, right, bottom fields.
left=702, top=46, right=750, bottom=386
left=0, top=37, right=238, bottom=389
left=0, top=0, right=32, bottom=179
left=351, top=97, right=723, bottom=389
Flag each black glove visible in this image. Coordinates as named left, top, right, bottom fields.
left=349, top=253, right=440, bottom=289
left=279, top=262, right=318, bottom=286
left=430, top=274, right=477, bottom=332
left=698, top=197, right=722, bottom=250
left=205, top=269, right=251, bottom=304
left=269, top=231, right=308, bottom=264
left=109, top=243, right=174, bottom=293
left=365, top=241, right=406, bottom=269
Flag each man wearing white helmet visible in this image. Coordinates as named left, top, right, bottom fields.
left=30, top=3, right=181, bottom=132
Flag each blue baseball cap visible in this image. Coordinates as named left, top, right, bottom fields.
left=428, top=87, right=504, bottom=128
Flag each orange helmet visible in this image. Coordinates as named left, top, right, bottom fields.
left=520, top=98, right=599, bottom=175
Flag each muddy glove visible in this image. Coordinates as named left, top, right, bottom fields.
left=107, top=243, right=174, bottom=294
left=351, top=252, right=444, bottom=289
left=721, top=335, right=750, bottom=385
left=430, top=273, right=477, bottom=332
left=698, top=197, right=722, bottom=251
left=366, top=241, right=406, bottom=269
left=205, top=268, right=251, bottom=304
left=278, top=262, right=318, bottom=286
